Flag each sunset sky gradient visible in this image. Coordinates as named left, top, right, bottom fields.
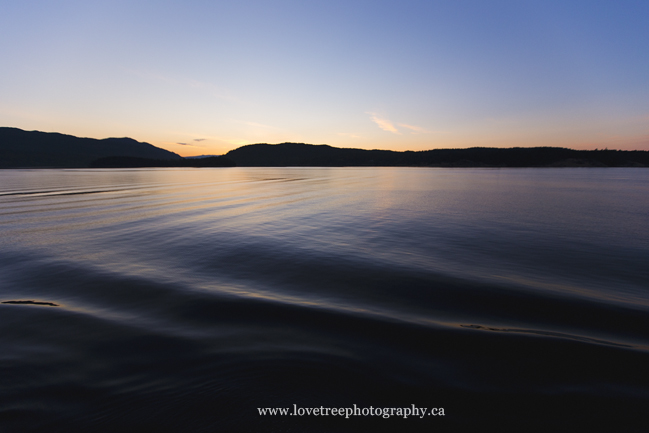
left=2, top=0, right=648, bottom=156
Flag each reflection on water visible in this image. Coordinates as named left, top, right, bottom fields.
left=1, top=167, right=648, bottom=432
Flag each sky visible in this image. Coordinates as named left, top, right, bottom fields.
left=2, top=0, right=648, bottom=156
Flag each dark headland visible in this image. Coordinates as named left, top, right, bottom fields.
left=2, top=127, right=648, bottom=168
left=0, top=127, right=182, bottom=168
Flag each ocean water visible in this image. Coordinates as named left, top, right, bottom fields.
left=0, top=167, right=648, bottom=432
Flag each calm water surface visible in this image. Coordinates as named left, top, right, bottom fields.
left=1, top=167, right=648, bottom=432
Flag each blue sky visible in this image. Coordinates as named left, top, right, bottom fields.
left=2, top=0, right=648, bottom=155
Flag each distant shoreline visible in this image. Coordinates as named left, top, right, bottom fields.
left=2, top=127, right=648, bottom=168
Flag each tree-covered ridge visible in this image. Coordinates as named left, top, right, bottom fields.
left=225, top=142, right=649, bottom=167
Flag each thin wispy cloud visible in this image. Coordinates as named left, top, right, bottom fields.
left=398, top=123, right=430, bottom=134
left=174, top=137, right=208, bottom=147
left=367, top=112, right=400, bottom=134
left=167, top=141, right=199, bottom=148
left=244, top=121, right=280, bottom=130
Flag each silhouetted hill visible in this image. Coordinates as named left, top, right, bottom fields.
left=4, top=128, right=648, bottom=169
left=225, top=143, right=649, bottom=167
left=90, top=156, right=235, bottom=168
left=0, top=127, right=181, bottom=168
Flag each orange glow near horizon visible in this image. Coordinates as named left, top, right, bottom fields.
left=158, top=132, right=649, bottom=158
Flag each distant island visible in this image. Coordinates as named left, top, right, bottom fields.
left=224, top=142, right=649, bottom=167
left=90, top=156, right=235, bottom=168
left=2, top=127, right=648, bottom=168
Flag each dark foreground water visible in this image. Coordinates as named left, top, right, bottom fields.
left=1, top=167, right=648, bottom=432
